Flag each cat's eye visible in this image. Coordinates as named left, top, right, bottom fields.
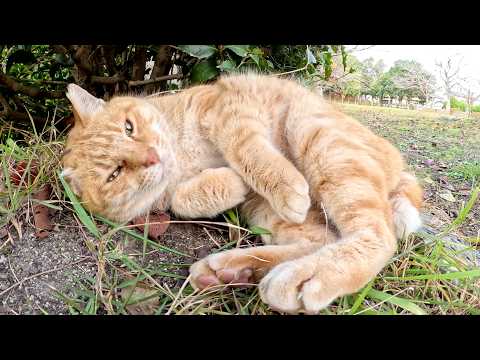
left=107, top=166, right=122, bottom=182
left=125, top=119, right=133, bottom=136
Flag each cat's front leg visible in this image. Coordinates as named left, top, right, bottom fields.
left=171, top=167, right=249, bottom=219
left=209, top=116, right=310, bottom=224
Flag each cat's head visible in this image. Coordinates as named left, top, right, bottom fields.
left=61, top=84, right=176, bottom=223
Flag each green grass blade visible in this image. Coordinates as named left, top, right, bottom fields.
left=384, top=269, right=480, bottom=281
left=439, top=186, right=479, bottom=236
left=350, top=280, right=374, bottom=314
left=58, top=171, right=100, bottom=238
left=367, top=289, right=427, bottom=315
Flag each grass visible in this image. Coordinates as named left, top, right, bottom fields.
left=1, top=105, right=479, bottom=315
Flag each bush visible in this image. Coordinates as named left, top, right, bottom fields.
left=0, top=45, right=349, bottom=136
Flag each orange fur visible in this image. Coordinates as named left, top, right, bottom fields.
left=62, top=73, right=423, bottom=314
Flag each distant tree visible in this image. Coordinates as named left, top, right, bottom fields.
left=435, top=56, right=464, bottom=113
left=319, top=53, right=362, bottom=98
left=358, top=57, right=385, bottom=97
left=454, top=78, right=480, bottom=115
left=390, top=60, right=436, bottom=104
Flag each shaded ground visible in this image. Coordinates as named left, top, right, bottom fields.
left=1, top=103, right=479, bottom=314
left=0, top=210, right=228, bottom=314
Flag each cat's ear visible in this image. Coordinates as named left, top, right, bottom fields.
left=66, top=84, right=105, bottom=127
left=61, top=167, right=82, bottom=197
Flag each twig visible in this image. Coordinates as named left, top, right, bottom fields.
left=166, top=274, right=192, bottom=315
left=0, top=257, right=92, bottom=298
left=128, top=74, right=183, bottom=87
left=90, top=74, right=126, bottom=85
left=146, top=89, right=182, bottom=98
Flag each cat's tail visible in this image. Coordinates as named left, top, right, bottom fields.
left=389, top=172, right=423, bottom=239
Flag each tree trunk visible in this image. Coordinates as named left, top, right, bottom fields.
left=145, top=45, right=173, bottom=93
left=446, top=93, right=451, bottom=113
left=132, top=46, right=147, bottom=81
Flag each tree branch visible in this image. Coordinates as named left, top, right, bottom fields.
left=90, top=74, right=126, bottom=85
left=0, top=92, right=11, bottom=118
left=128, top=74, right=183, bottom=87
left=0, top=72, right=64, bottom=98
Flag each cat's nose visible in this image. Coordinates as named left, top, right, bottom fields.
left=144, top=147, right=160, bottom=167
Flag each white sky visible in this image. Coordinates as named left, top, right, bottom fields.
left=346, top=45, right=480, bottom=101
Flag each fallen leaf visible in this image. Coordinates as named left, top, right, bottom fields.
left=121, top=285, right=160, bottom=315
left=10, top=160, right=39, bottom=187
left=438, top=176, right=455, bottom=191
left=132, top=212, right=170, bottom=241
left=32, top=184, right=54, bottom=239
left=424, top=159, right=434, bottom=167
left=439, top=190, right=456, bottom=202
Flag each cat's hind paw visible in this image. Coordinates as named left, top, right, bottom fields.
left=259, top=259, right=337, bottom=314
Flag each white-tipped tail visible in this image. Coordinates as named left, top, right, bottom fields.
left=391, top=196, right=422, bottom=239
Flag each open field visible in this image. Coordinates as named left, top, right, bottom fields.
left=1, top=104, right=479, bottom=315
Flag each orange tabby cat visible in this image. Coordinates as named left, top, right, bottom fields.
left=62, top=73, right=423, bottom=314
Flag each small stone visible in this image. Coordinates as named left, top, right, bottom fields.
left=194, top=246, right=212, bottom=260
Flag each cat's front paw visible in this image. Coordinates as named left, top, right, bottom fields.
left=271, top=175, right=311, bottom=224
left=259, top=259, right=337, bottom=314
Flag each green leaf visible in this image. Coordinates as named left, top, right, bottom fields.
left=249, top=54, right=260, bottom=67
left=177, top=45, right=217, bottom=59
left=249, top=225, right=271, bottom=235
left=322, top=52, right=333, bottom=80
left=54, top=53, right=74, bottom=66
left=217, top=59, right=236, bottom=72
left=306, top=47, right=316, bottom=64
left=190, top=60, right=219, bottom=83
left=224, top=45, right=249, bottom=57
left=225, top=209, right=239, bottom=225
left=367, top=289, right=427, bottom=315
left=6, top=49, right=36, bottom=72
left=58, top=171, right=100, bottom=238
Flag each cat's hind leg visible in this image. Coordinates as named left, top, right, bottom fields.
left=389, top=171, right=423, bottom=239
left=258, top=128, right=402, bottom=314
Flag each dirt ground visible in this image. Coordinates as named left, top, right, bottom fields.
left=0, top=210, right=223, bottom=315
